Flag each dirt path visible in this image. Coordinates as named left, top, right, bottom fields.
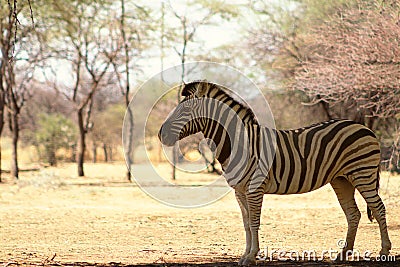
left=1, top=163, right=399, bottom=266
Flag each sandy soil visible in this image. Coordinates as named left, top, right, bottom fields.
left=1, top=162, right=400, bottom=266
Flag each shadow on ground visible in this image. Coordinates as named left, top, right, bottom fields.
left=2, top=256, right=400, bottom=267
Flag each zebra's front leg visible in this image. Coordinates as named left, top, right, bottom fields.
left=238, top=190, right=264, bottom=266
left=235, top=191, right=251, bottom=265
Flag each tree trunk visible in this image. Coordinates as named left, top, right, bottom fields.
left=0, top=94, right=4, bottom=182
left=10, top=112, right=19, bottom=179
left=172, top=144, right=177, bottom=180
left=48, top=149, right=56, bottom=166
left=77, top=109, right=86, bottom=176
left=125, top=108, right=134, bottom=181
left=121, top=0, right=133, bottom=181
left=109, top=145, right=113, bottom=161
left=319, top=99, right=332, bottom=120
left=92, top=143, right=97, bottom=163
left=0, top=140, right=2, bottom=182
left=366, top=117, right=376, bottom=131
left=103, top=143, right=108, bottom=162
left=70, top=143, right=77, bottom=162
left=126, top=167, right=131, bottom=181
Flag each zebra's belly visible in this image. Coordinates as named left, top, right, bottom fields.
left=267, top=170, right=337, bottom=195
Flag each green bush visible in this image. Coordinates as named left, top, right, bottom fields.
left=35, top=113, right=77, bottom=166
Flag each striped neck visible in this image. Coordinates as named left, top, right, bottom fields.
left=202, top=118, right=258, bottom=170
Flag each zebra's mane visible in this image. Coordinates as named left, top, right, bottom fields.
left=181, top=80, right=259, bottom=125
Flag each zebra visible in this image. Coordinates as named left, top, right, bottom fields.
left=158, top=80, right=391, bottom=266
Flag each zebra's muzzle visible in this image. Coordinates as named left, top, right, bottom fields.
left=158, top=124, right=178, bottom=146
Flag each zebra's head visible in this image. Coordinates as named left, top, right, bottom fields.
left=158, top=81, right=212, bottom=146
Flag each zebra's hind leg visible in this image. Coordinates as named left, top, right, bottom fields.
left=330, top=177, right=361, bottom=260
left=352, top=173, right=391, bottom=256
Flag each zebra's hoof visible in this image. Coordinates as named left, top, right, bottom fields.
left=335, top=249, right=353, bottom=261
left=240, top=256, right=256, bottom=266
left=238, top=253, right=248, bottom=265
left=379, top=248, right=390, bottom=256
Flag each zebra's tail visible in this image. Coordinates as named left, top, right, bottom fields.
left=367, top=206, right=374, bottom=222
left=367, top=166, right=380, bottom=222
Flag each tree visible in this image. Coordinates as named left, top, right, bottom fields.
left=247, top=0, right=304, bottom=84
left=167, top=0, right=238, bottom=95
left=294, top=1, right=400, bottom=171
left=247, top=0, right=353, bottom=118
left=247, top=0, right=351, bottom=85
left=120, top=0, right=133, bottom=179
left=294, top=1, right=400, bottom=124
left=0, top=2, right=14, bottom=181
left=1, top=0, right=38, bottom=179
left=49, top=0, right=120, bottom=176
left=113, top=0, right=150, bottom=180
left=165, top=0, right=238, bottom=179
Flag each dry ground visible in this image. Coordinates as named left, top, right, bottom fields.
left=1, top=162, right=400, bottom=266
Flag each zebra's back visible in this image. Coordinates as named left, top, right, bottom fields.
left=264, top=119, right=380, bottom=194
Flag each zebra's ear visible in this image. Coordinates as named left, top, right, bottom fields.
left=181, top=82, right=195, bottom=97
left=181, top=80, right=209, bottom=97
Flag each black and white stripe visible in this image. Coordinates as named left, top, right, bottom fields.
left=158, top=81, right=391, bottom=265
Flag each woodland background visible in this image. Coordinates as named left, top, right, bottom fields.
left=0, top=0, right=399, bottom=180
